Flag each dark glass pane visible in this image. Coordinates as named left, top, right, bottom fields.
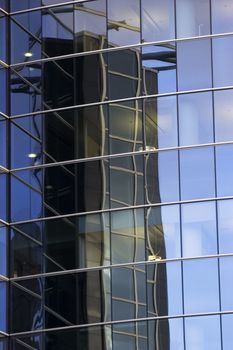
left=0, top=68, right=6, bottom=114
left=141, top=0, right=175, bottom=42
left=0, top=226, right=7, bottom=276
left=180, top=147, right=215, bottom=200
left=178, top=92, right=213, bottom=146
left=0, top=16, right=6, bottom=62
left=0, top=283, right=6, bottom=332
left=0, top=174, right=6, bottom=221
left=181, top=201, right=217, bottom=257
left=183, top=259, right=219, bottom=313
left=176, top=0, right=210, bottom=38
left=177, top=39, right=212, bottom=91
left=0, top=120, right=6, bottom=168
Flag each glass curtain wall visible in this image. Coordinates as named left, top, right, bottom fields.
left=1, top=0, right=233, bottom=349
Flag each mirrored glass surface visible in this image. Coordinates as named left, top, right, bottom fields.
left=185, top=315, right=221, bottom=350
left=214, top=89, right=233, bottom=142
left=107, top=0, right=140, bottom=47
left=212, top=0, right=233, bottom=34
left=220, top=256, right=233, bottom=311
left=141, top=0, right=175, bottom=42
left=177, top=38, right=212, bottom=91
left=181, top=201, right=217, bottom=257
left=145, top=95, right=178, bottom=149
left=0, top=226, right=7, bottom=276
left=11, top=212, right=110, bottom=277
left=0, top=16, right=6, bottom=63
left=222, top=314, right=233, bottom=350
left=0, top=283, right=6, bottom=332
left=146, top=205, right=181, bottom=260
left=178, top=92, right=213, bottom=146
left=145, top=150, right=179, bottom=203
left=176, top=0, right=210, bottom=38
left=218, top=199, right=233, bottom=254
left=183, top=258, right=219, bottom=313
left=213, top=36, right=233, bottom=87
left=0, top=68, right=6, bottom=114
left=180, top=147, right=215, bottom=200
left=0, top=174, right=6, bottom=222
left=0, top=120, right=6, bottom=168
left=216, top=144, right=233, bottom=197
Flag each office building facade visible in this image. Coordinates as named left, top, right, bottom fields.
left=1, top=0, right=233, bottom=349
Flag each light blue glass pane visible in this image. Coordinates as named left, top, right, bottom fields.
left=177, top=39, right=212, bottom=91
left=181, top=202, right=217, bottom=257
left=147, top=205, right=181, bottom=259
left=185, top=315, right=221, bottom=350
left=222, top=314, right=233, bottom=350
left=180, top=147, right=215, bottom=200
left=220, top=257, right=233, bottom=311
left=214, top=90, right=233, bottom=142
left=218, top=199, right=233, bottom=253
left=176, top=0, right=210, bottom=38
left=212, top=0, right=233, bottom=34
left=213, top=36, right=233, bottom=87
left=183, top=259, right=219, bottom=313
left=178, top=92, right=213, bottom=146
left=166, top=261, right=183, bottom=315
left=216, top=145, right=233, bottom=197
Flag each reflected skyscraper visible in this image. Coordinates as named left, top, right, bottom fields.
left=1, top=0, right=233, bottom=349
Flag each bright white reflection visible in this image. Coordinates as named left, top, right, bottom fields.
left=24, top=52, right=33, bottom=58
left=28, top=153, right=37, bottom=158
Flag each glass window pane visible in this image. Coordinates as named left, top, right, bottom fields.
left=220, top=257, right=233, bottom=311
left=222, top=314, right=233, bottom=350
left=0, top=226, right=7, bottom=276
left=213, top=36, right=233, bottom=87
left=181, top=202, right=217, bottom=257
left=218, top=199, right=233, bottom=254
left=212, top=0, right=233, bottom=34
left=177, top=39, right=212, bottom=91
left=216, top=144, right=233, bottom=197
left=178, top=92, right=213, bottom=146
left=0, top=283, right=6, bottom=332
left=141, top=0, right=175, bottom=42
left=176, top=0, right=210, bottom=38
left=0, top=120, right=6, bottom=168
left=147, top=205, right=181, bottom=260
left=180, top=147, right=215, bottom=200
left=185, top=315, right=221, bottom=350
left=183, top=259, right=219, bottom=313
left=214, top=90, right=233, bottom=142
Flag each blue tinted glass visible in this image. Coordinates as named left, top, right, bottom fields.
left=180, top=147, right=215, bottom=200
left=214, top=90, right=233, bottom=142
left=213, top=36, right=233, bottom=87
left=220, top=257, right=233, bottom=311
left=212, top=0, right=233, bottom=34
left=185, top=315, right=221, bottom=350
left=0, top=283, right=6, bottom=332
left=0, top=69, right=6, bottom=114
left=181, top=202, right=217, bottom=257
left=183, top=259, right=219, bottom=313
left=177, top=39, right=212, bottom=91
left=0, top=16, right=6, bottom=62
left=166, top=261, right=183, bottom=315
left=216, top=145, right=233, bottom=197
left=0, top=227, right=6, bottom=276
left=147, top=205, right=181, bottom=259
left=0, top=121, right=6, bottom=167
left=218, top=199, right=233, bottom=253
left=0, top=175, right=6, bottom=221
left=222, top=314, right=233, bottom=350
left=178, top=92, right=213, bottom=146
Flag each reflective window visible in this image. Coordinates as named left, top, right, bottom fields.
left=0, top=120, right=6, bottom=167
left=107, top=0, right=140, bottom=46
left=141, top=0, right=175, bottom=42
left=146, top=151, right=179, bottom=203
left=220, top=257, right=233, bottom=311
left=212, top=0, right=233, bottom=34
left=0, top=174, right=6, bottom=221
left=180, top=147, right=215, bottom=200
left=214, top=89, right=233, bottom=142
left=222, top=314, right=233, bottom=350
left=146, top=205, right=181, bottom=260
left=0, top=68, right=6, bottom=114
left=183, top=259, right=219, bottom=313
left=213, top=36, right=233, bottom=87
left=0, top=15, right=6, bottom=62
left=0, top=226, right=7, bottom=276
left=145, top=96, right=178, bottom=149
left=218, top=199, right=233, bottom=254
left=178, top=92, right=213, bottom=146
left=177, top=39, right=212, bottom=91
left=216, top=144, right=233, bottom=197
left=176, top=0, right=210, bottom=38
left=181, top=202, right=217, bottom=257
left=185, top=315, right=221, bottom=350
left=0, top=283, right=6, bottom=332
